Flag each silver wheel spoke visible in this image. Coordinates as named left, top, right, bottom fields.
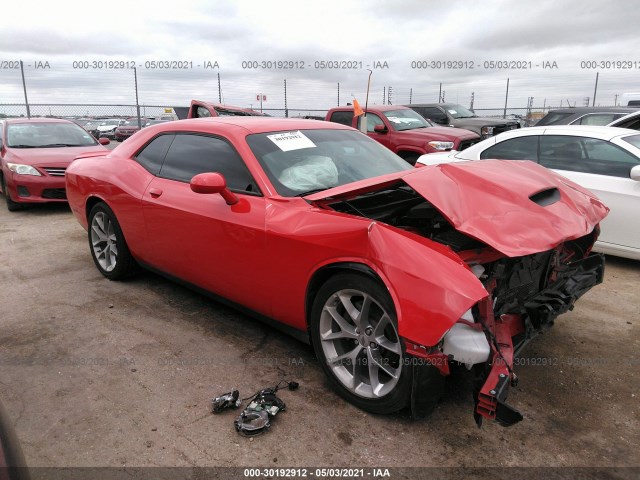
left=323, top=306, right=358, bottom=340
left=366, top=349, right=384, bottom=397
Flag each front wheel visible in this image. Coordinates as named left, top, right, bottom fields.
left=310, top=273, right=412, bottom=414
left=88, top=202, right=137, bottom=280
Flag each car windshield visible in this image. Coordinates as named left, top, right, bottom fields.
left=122, top=119, right=141, bottom=126
left=622, top=134, right=640, bottom=149
left=382, top=109, right=432, bottom=131
left=6, top=122, right=98, bottom=148
left=445, top=105, right=476, bottom=119
left=246, top=129, right=413, bottom=196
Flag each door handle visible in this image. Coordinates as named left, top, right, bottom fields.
left=149, top=188, right=163, bottom=198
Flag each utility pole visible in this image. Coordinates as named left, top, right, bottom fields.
left=217, top=72, right=222, bottom=103
left=387, top=86, right=393, bottom=105
left=363, top=69, right=373, bottom=133
left=383, top=87, right=386, bottom=105
left=409, top=88, right=412, bottom=104
left=503, top=78, right=510, bottom=119
left=614, top=93, right=619, bottom=106
left=592, top=72, right=599, bottom=106
left=284, top=79, right=288, bottom=118
left=337, top=82, right=340, bottom=106
left=133, top=67, right=141, bottom=128
left=19, top=60, right=31, bottom=119
left=470, top=92, right=475, bottom=110
left=438, top=83, right=442, bottom=103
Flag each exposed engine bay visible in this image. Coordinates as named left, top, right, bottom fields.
left=324, top=182, right=605, bottom=426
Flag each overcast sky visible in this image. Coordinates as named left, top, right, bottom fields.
left=1, top=0, right=639, bottom=115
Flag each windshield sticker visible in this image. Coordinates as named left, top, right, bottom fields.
left=447, top=109, right=458, bottom=114
left=386, top=117, right=415, bottom=124
left=267, top=131, right=316, bottom=152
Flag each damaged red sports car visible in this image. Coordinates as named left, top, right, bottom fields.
left=66, top=118, right=608, bottom=425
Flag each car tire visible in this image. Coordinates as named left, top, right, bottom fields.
left=88, top=202, right=138, bottom=280
left=1, top=175, right=24, bottom=212
left=310, top=272, right=412, bottom=414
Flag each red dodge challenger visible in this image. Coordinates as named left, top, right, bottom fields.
left=66, top=117, right=608, bottom=425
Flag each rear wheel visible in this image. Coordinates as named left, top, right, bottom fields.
left=310, top=273, right=412, bottom=414
left=1, top=175, right=24, bottom=212
left=88, top=202, right=137, bottom=280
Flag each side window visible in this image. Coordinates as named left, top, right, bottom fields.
left=194, top=106, right=212, bottom=118
left=329, top=111, right=354, bottom=126
left=480, top=136, right=539, bottom=160
left=421, top=107, right=447, bottom=124
left=357, top=113, right=385, bottom=132
left=159, top=134, right=259, bottom=193
left=540, top=136, right=638, bottom=177
left=134, top=134, right=175, bottom=175
left=576, top=114, right=617, bottom=126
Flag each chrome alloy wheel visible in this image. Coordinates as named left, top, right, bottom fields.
left=319, top=289, right=403, bottom=398
left=90, top=211, right=118, bottom=272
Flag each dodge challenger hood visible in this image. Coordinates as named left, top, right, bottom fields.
left=307, top=160, right=609, bottom=257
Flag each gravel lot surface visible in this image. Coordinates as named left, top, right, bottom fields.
left=0, top=198, right=638, bottom=472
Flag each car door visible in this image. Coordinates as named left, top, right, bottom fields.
left=141, top=132, right=270, bottom=314
left=356, top=113, right=394, bottom=150
left=539, top=134, right=640, bottom=251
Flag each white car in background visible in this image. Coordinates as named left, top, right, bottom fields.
left=416, top=126, right=640, bottom=260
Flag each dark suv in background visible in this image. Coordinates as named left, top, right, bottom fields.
left=406, top=103, right=520, bottom=139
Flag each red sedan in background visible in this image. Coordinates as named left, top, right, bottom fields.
left=0, top=118, right=109, bottom=211
left=114, top=117, right=150, bottom=142
left=66, top=117, right=607, bottom=425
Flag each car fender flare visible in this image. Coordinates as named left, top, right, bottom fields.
left=305, top=224, right=489, bottom=348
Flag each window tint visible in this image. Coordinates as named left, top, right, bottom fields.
left=159, top=133, right=259, bottom=193
left=540, top=135, right=639, bottom=177
left=622, top=134, right=640, bottom=149
left=420, top=107, right=447, bottom=123
left=357, top=113, right=385, bottom=132
left=329, top=111, right=354, bottom=126
left=536, top=112, right=574, bottom=126
left=135, top=134, right=174, bottom=175
left=615, top=117, right=640, bottom=131
left=480, top=136, right=539, bottom=160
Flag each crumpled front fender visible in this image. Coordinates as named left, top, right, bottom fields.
left=367, top=222, right=488, bottom=347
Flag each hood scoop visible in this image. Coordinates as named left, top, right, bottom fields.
left=529, top=187, right=560, bottom=207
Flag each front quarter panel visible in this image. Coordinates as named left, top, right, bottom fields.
left=264, top=202, right=488, bottom=347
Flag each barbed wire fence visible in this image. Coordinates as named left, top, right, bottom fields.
left=0, top=62, right=633, bottom=125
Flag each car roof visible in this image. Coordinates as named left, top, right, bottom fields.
left=153, top=116, right=354, bottom=135
left=543, top=107, right=638, bottom=113
left=520, top=125, right=638, bottom=139
left=406, top=103, right=460, bottom=108
left=330, top=105, right=411, bottom=112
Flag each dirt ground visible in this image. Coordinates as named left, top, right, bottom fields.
left=0, top=200, right=638, bottom=473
